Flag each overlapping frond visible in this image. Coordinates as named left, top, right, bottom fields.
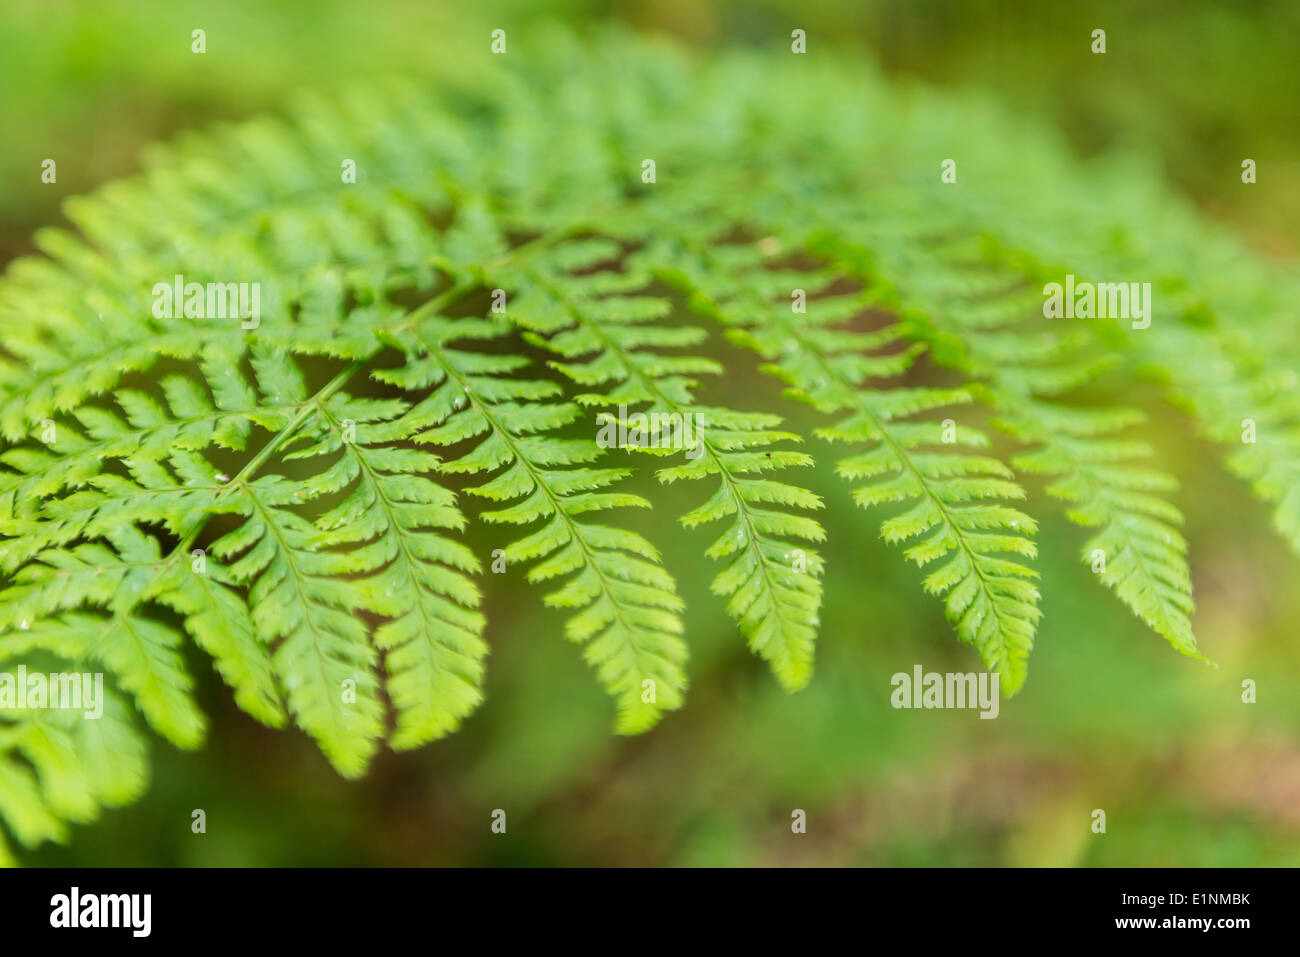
left=496, top=238, right=826, bottom=691
left=1144, top=324, right=1300, bottom=555
left=381, top=313, right=688, bottom=732
left=0, top=683, right=146, bottom=866
left=804, top=222, right=1203, bottom=659
left=643, top=222, right=1038, bottom=689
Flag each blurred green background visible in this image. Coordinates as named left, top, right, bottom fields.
left=5, top=0, right=1300, bottom=866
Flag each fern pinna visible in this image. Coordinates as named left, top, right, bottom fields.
left=0, top=32, right=1293, bottom=860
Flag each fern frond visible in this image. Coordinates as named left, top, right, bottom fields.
left=2, top=25, right=1295, bottom=861
left=656, top=229, right=1039, bottom=690
left=883, top=118, right=1300, bottom=564
left=773, top=319, right=1039, bottom=693
left=382, top=313, right=689, bottom=733
left=309, top=395, right=487, bottom=752
left=498, top=239, right=826, bottom=692
left=0, top=528, right=209, bottom=749
left=1003, top=401, right=1200, bottom=657
left=0, top=684, right=146, bottom=864
left=1144, top=324, right=1300, bottom=555
left=817, top=223, right=1203, bottom=659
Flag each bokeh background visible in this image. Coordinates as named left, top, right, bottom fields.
left=5, top=0, right=1300, bottom=865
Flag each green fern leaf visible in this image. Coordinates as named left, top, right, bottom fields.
left=499, top=239, right=826, bottom=692
left=384, top=313, right=688, bottom=733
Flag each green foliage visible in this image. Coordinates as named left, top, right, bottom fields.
left=0, top=30, right=1295, bottom=860
left=387, top=310, right=688, bottom=734
left=505, top=241, right=825, bottom=692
